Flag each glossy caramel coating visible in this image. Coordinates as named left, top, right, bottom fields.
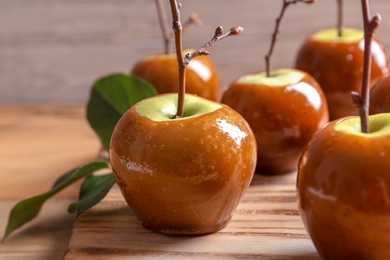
left=131, top=54, right=221, bottom=101
left=297, top=119, right=390, bottom=259
left=222, top=69, right=329, bottom=175
left=296, top=34, right=389, bottom=120
left=110, top=98, right=257, bottom=235
left=370, top=75, right=390, bottom=114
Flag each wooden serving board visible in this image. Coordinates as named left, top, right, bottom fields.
left=64, top=172, right=319, bottom=259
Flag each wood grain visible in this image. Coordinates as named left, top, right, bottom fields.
left=0, top=105, right=99, bottom=259
left=0, top=105, right=100, bottom=198
left=1, top=0, right=390, bottom=259
left=64, top=173, right=320, bottom=259
left=0, top=199, right=77, bottom=260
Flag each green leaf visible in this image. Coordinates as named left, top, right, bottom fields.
left=2, top=161, right=110, bottom=241
left=68, top=173, right=116, bottom=215
left=86, top=74, right=157, bottom=151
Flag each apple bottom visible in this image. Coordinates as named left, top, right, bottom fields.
left=110, top=95, right=257, bottom=235
left=255, top=148, right=303, bottom=175
left=297, top=116, right=390, bottom=259
left=324, top=92, right=359, bottom=120
left=300, top=200, right=390, bottom=259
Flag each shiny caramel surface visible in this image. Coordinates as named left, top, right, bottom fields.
left=131, top=54, right=221, bottom=101
left=296, top=33, right=389, bottom=120
left=370, top=75, right=390, bottom=114
left=297, top=119, right=390, bottom=259
left=222, top=69, right=329, bottom=175
left=110, top=99, right=257, bottom=234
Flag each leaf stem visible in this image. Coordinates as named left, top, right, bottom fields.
left=265, top=0, right=314, bottom=77
left=352, top=0, right=381, bottom=133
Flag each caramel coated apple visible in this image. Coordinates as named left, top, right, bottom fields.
left=295, top=28, right=389, bottom=120
left=110, top=94, right=257, bottom=234
left=297, top=114, right=390, bottom=259
left=370, top=75, right=390, bottom=114
left=131, top=52, right=221, bottom=101
left=222, top=68, right=329, bottom=174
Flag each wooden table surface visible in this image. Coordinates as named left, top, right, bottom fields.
left=1, top=0, right=390, bottom=259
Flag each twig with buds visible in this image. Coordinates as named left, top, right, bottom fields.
left=155, top=0, right=202, bottom=54
left=169, top=0, right=242, bottom=118
left=265, top=0, right=314, bottom=77
left=351, top=0, right=381, bottom=133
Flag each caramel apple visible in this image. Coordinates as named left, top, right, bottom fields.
left=131, top=52, right=221, bottom=101
left=370, top=75, right=390, bottom=114
left=222, top=0, right=328, bottom=174
left=297, top=2, right=390, bottom=258
left=110, top=93, right=256, bottom=234
left=130, top=0, right=221, bottom=101
left=297, top=114, right=390, bottom=258
left=110, top=1, right=254, bottom=234
left=295, top=0, right=389, bottom=120
left=222, top=68, right=328, bottom=174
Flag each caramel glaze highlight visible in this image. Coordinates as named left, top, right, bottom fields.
left=110, top=99, right=256, bottom=235
left=370, top=75, right=390, bottom=114
left=296, top=35, right=389, bottom=120
left=297, top=119, right=390, bottom=259
left=131, top=55, right=221, bottom=102
left=222, top=69, right=329, bottom=175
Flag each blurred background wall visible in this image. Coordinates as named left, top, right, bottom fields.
left=1, top=0, right=389, bottom=104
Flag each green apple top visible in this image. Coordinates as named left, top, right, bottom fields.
left=136, top=93, right=221, bottom=121
left=310, top=28, right=387, bottom=68
left=334, top=113, right=390, bottom=137
left=311, top=28, right=363, bottom=43
left=236, top=68, right=323, bottom=110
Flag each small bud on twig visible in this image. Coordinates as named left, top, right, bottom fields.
left=215, top=26, right=224, bottom=37
left=229, top=26, right=244, bottom=36
left=182, top=12, right=203, bottom=33
left=370, top=14, right=381, bottom=31
left=183, top=26, right=243, bottom=66
left=351, top=91, right=362, bottom=106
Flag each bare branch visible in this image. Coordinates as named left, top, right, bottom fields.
left=354, top=0, right=381, bottom=133
left=265, top=0, right=314, bottom=77
left=184, top=26, right=243, bottom=66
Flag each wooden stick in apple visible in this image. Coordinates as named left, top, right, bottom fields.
left=297, top=3, right=390, bottom=258
left=351, top=0, right=381, bottom=133
left=155, top=0, right=202, bottom=55
left=336, top=0, right=343, bottom=37
left=111, top=1, right=255, bottom=235
left=265, top=0, right=314, bottom=77
left=168, top=0, right=242, bottom=118
left=222, top=0, right=328, bottom=174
